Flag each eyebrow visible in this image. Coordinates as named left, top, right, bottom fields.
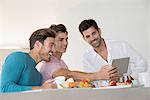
left=92, top=31, right=96, bottom=34
left=49, top=42, right=55, bottom=45
left=58, top=37, right=68, bottom=40
left=59, top=38, right=64, bottom=39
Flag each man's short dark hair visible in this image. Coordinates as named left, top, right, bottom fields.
left=49, top=24, right=68, bottom=35
left=29, top=28, right=55, bottom=50
left=79, top=19, right=99, bottom=37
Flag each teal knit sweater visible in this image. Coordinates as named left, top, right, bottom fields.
left=1, top=52, right=42, bottom=92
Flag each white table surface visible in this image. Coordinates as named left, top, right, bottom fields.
left=1, top=87, right=150, bottom=100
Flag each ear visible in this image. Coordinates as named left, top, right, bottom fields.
left=34, top=41, right=42, bottom=50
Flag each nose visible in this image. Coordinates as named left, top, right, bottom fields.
left=64, top=40, right=68, bottom=46
left=90, top=35, right=95, bottom=41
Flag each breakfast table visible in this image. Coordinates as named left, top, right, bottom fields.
left=1, top=87, right=150, bottom=100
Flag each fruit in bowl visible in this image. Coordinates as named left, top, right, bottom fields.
left=60, top=79, right=94, bottom=88
left=109, top=81, right=117, bottom=86
left=78, top=79, right=94, bottom=88
left=109, top=80, right=132, bottom=87
left=68, top=82, right=78, bottom=88
left=125, top=80, right=132, bottom=85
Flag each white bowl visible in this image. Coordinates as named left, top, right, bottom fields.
left=66, top=78, right=74, bottom=82
left=54, top=76, right=66, bottom=85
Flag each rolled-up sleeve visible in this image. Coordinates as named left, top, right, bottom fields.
left=123, top=42, right=148, bottom=79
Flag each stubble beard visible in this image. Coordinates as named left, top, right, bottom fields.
left=39, top=48, right=51, bottom=62
left=91, top=37, right=102, bottom=48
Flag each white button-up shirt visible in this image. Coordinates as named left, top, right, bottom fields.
left=82, top=39, right=148, bottom=79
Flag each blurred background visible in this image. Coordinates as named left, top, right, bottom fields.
left=0, top=0, right=150, bottom=71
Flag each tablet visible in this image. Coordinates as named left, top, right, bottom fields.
left=112, top=57, right=130, bottom=75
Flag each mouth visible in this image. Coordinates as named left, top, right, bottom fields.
left=63, top=45, right=67, bottom=49
left=63, top=47, right=67, bottom=50
left=48, top=52, right=53, bottom=58
left=91, top=40, right=97, bottom=44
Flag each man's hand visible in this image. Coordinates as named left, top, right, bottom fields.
left=109, top=66, right=120, bottom=81
left=42, top=79, right=57, bottom=89
left=96, top=65, right=119, bottom=80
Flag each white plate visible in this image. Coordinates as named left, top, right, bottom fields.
left=93, top=85, right=132, bottom=89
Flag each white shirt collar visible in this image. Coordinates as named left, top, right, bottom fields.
left=88, top=39, right=112, bottom=65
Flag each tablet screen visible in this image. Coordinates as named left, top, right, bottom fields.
left=112, top=57, right=130, bottom=76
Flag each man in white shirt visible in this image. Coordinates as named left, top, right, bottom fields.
left=79, top=19, right=148, bottom=79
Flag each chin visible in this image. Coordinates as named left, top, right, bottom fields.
left=62, top=51, right=66, bottom=53
left=92, top=43, right=100, bottom=48
left=63, top=50, right=67, bottom=52
left=44, top=57, right=51, bottom=62
left=45, top=59, right=51, bottom=62
left=59, top=50, right=66, bottom=53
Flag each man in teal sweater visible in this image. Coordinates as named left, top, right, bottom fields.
left=1, top=28, right=57, bottom=92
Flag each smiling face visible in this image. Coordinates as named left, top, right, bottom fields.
left=39, top=37, right=55, bottom=62
left=82, top=26, right=102, bottom=48
left=54, top=32, right=68, bottom=53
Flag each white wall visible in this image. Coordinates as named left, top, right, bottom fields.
left=0, top=0, right=149, bottom=70
left=148, top=0, right=150, bottom=72
left=148, top=0, right=150, bottom=59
